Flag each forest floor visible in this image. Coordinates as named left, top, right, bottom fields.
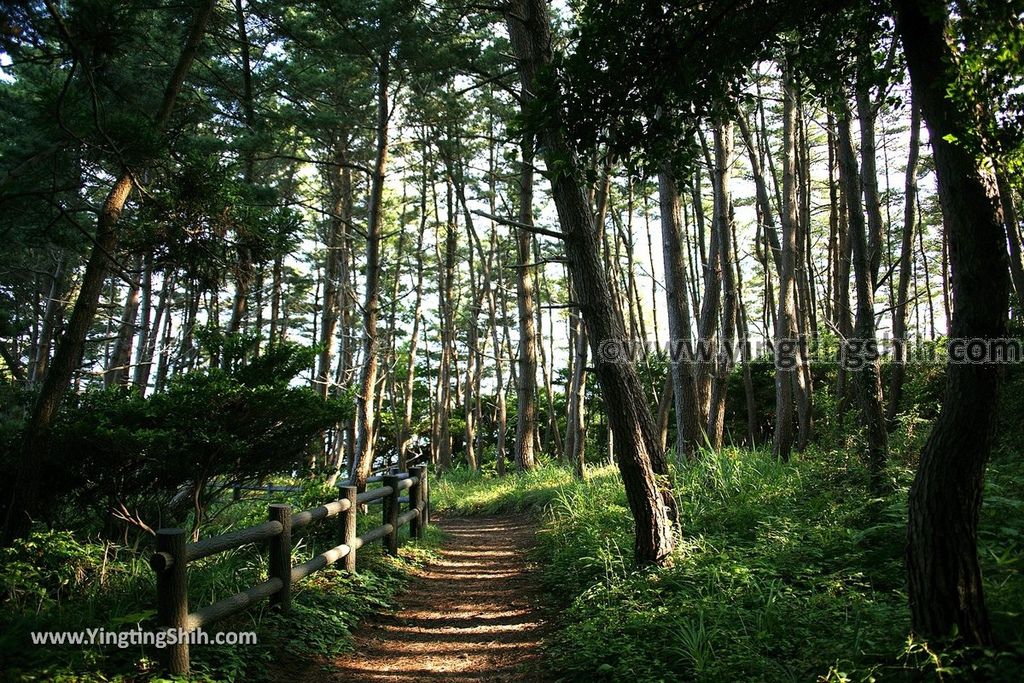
left=292, top=514, right=554, bottom=683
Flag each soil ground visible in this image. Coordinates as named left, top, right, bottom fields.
left=294, top=514, right=554, bottom=683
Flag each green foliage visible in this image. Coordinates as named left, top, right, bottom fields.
left=9, top=342, right=351, bottom=535
left=0, top=480, right=441, bottom=681
left=431, top=464, right=574, bottom=515
left=434, top=441, right=1024, bottom=681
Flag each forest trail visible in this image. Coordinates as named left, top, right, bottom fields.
left=296, top=515, right=553, bottom=683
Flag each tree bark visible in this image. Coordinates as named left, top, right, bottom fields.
left=659, top=165, right=702, bottom=460
left=353, top=50, right=390, bottom=489
left=837, top=106, right=889, bottom=486
left=505, top=0, right=675, bottom=565
left=772, top=63, right=802, bottom=462
left=888, top=96, right=922, bottom=423
left=856, top=68, right=885, bottom=286
left=995, top=171, right=1024, bottom=313
left=709, top=120, right=737, bottom=450
left=896, top=0, right=1009, bottom=646
left=103, top=257, right=142, bottom=388
left=514, top=135, right=539, bottom=472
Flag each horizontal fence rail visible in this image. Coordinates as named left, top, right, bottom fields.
left=149, top=465, right=429, bottom=676
left=227, top=454, right=426, bottom=500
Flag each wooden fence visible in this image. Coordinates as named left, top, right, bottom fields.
left=149, top=464, right=429, bottom=676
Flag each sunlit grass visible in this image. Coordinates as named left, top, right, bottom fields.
left=433, top=447, right=1024, bottom=682
left=431, top=462, right=575, bottom=515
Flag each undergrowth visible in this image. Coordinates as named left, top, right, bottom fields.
left=0, top=486, right=441, bottom=682
left=431, top=463, right=574, bottom=515
left=432, top=449, right=1024, bottom=682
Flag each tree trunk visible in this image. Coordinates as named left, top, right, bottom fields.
left=505, top=0, right=674, bottom=566
left=659, top=165, right=702, bottom=459
left=30, top=254, right=67, bottom=386
left=995, top=171, right=1024, bottom=313
left=318, top=141, right=352, bottom=402
left=103, top=257, right=142, bottom=388
left=567, top=311, right=588, bottom=479
left=352, top=50, right=390, bottom=489
left=709, top=120, right=737, bottom=450
left=837, top=105, right=889, bottom=485
left=436, top=182, right=457, bottom=474
left=514, top=135, right=539, bottom=472
left=896, top=0, right=1009, bottom=646
left=888, top=97, right=922, bottom=423
left=772, top=63, right=802, bottom=462
left=856, top=67, right=885, bottom=287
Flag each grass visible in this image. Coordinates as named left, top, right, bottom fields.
left=0, top=484, right=442, bottom=681
left=432, top=462, right=575, bottom=515
left=430, top=447, right=1024, bottom=682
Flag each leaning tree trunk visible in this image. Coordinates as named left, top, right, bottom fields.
left=505, top=0, right=675, bottom=566
left=896, top=0, right=1010, bottom=647
left=3, top=0, right=217, bottom=543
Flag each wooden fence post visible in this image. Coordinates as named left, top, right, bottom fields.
left=409, top=465, right=425, bottom=540
left=340, top=485, right=357, bottom=573
left=382, top=474, right=401, bottom=556
left=420, top=465, right=429, bottom=527
left=155, top=528, right=190, bottom=676
left=268, top=504, right=292, bottom=611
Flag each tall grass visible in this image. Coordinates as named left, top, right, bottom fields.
left=433, top=447, right=1024, bottom=681
left=431, top=463, right=574, bottom=515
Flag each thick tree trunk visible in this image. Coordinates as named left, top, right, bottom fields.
left=897, top=0, right=1009, bottom=646
left=514, top=136, right=539, bottom=472
left=505, top=0, right=675, bottom=565
left=3, top=0, right=216, bottom=542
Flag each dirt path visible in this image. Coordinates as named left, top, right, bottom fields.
left=299, top=515, right=553, bottom=683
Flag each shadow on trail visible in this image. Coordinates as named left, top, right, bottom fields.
left=302, top=515, right=552, bottom=683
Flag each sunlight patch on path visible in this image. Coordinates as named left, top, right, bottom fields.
left=296, top=515, right=552, bottom=683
